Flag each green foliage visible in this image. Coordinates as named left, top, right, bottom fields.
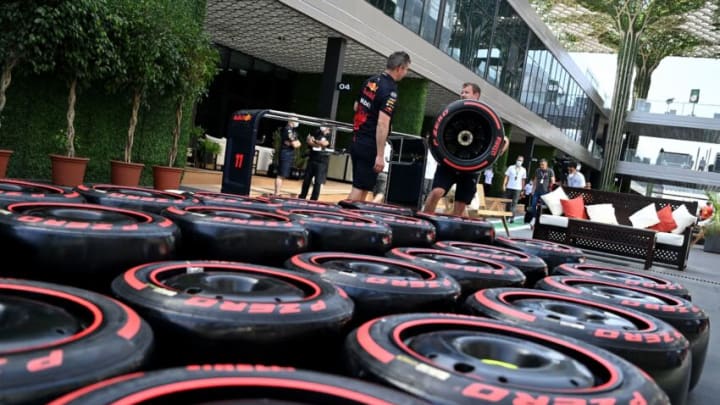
left=704, top=190, right=720, bottom=236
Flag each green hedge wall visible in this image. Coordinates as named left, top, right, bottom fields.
left=0, top=75, right=194, bottom=185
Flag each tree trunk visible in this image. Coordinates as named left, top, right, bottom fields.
left=66, top=78, right=78, bottom=157
left=169, top=96, right=184, bottom=167
left=633, top=63, right=652, bottom=103
left=125, top=90, right=142, bottom=163
left=598, top=28, right=640, bottom=191
left=0, top=58, right=18, bottom=122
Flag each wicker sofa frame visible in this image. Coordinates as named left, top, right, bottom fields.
left=532, top=187, right=697, bottom=270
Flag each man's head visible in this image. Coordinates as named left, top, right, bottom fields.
left=707, top=201, right=713, bottom=207
left=539, top=158, right=548, bottom=169
left=460, top=82, right=481, bottom=100
left=386, top=51, right=411, bottom=81
left=515, top=156, right=524, bottom=166
left=288, top=116, right=299, bottom=128
left=567, top=161, right=577, bottom=172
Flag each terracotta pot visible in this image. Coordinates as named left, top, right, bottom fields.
left=110, top=160, right=145, bottom=186
left=152, top=165, right=184, bottom=190
left=49, top=154, right=90, bottom=187
left=0, top=149, right=12, bottom=178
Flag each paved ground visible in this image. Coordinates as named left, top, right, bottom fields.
left=509, top=227, right=718, bottom=404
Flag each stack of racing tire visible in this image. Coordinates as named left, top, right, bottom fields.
left=0, top=179, right=709, bottom=405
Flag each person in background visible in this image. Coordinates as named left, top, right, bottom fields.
left=346, top=51, right=411, bottom=202
left=700, top=201, right=714, bottom=221
left=566, top=161, right=586, bottom=188
left=483, top=166, right=494, bottom=197
left=275, top=116, right=301, bottom=195
left=529, top=158, right=556, bottom=213
left=503, top=156, right=526, bottom=223
left=298, top=126, right=331, bottom=200
left=372, top=140, right=393, bottom=203
left=423, top=82, right=484, bottom=216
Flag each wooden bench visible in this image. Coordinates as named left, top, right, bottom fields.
left=532, top=187, right=697, bottom=270
left=467, top=186, right=513, bottom=236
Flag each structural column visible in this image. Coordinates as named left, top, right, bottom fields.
left=317, top=37, right=347, bottom=120
left=523, top=136, right=536, bottom=176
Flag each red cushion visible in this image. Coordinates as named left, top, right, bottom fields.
left=560, top=197, right=587, bottom=219
left=650, top=205, right=677, bottom=232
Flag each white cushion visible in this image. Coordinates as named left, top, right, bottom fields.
left=628, top=203, right=660, bottom=229
left=539, top=214, right=569, bottom=228
left=586, top=204, right=619, bottom=225
left=540, top=186, right=569, bottom=216
left=671, top=204, right=697, bottom=234
left=655, top=232, right=684, bottom=247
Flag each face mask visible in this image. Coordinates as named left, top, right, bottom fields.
left=516, top=161, right=523, bottom=166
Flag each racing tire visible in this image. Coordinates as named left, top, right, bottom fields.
left=433, top=240, right=548, bottom=287
left=351, top=209, right=436, bottom=247
left=552, top=262, right=691, bottom=300
left=536, top=276, right=710, bottom=390
left=76, top=184, right=199, bottom=214
left=285, top=252, right=460, bottom=323
left=338, top=199, right=416, bottom=216
left=494, top=236, right=586, bottom=269
left=385, top=247, right=526, bottom=297
left=0, top=278, right=153, bottom=405
left=344, top=313, right=669, bottom=405
left=192, top=191, right=284, bottom=212
left=0, top=201, right=179, bottom=283
left=48, top=365, right=425, bottom=405
left=112, top=260, right=354, bottom=368
left=161, top=205, right=309, bottom=265
left=285, top=209, right=392, bottom=254
left=0, top=178, right=86, bottom=204
left=414, top=211, right=494, bottom=243
left=267, top=196, right=343, bottom=212
left=465, top=288, right=691, bottom=404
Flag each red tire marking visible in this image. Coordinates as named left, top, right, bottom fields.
left=113, top=299, right=143, bottom=340
left=6, top=202, right=155, bottom=223
left=48, top=372, right=145, bottom=405
left=306, top=252, right=438, bottom=279
left=356, top=320, right=395, bottom=364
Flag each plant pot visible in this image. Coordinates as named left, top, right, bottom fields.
left=152, top=165, right=184, bottom=190
left=0, top=149, right=13, bottom=178
left=703, top=233, right=720, bottom=253
left=49, top=154, right=90, bottom=186
left=110, top=160, right=145, bottom=186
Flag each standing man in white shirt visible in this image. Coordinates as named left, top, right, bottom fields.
left=503, top=156, right=527, bottom=223
left=372, top=141, right=393, bottom=202
left=566, top=161, right=586, bottom=188
left=482, top=167, right=494, bottom=197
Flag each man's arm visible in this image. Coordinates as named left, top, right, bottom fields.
left=374, top=112, right=391, bottom=173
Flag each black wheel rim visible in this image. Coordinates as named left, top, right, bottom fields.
left=7, top=203, right=150, bottom=224
left=511, top=298, right=638, bottom=330
left=447, top=242, right=527, bottom=258
left=319, top=259, right=425, bottom=279
left=0, top=294, right=85, bottom=352
left=413, top=252, right=492, bottom=267
left=575, top=283, right=666, bottom=305
left=0, top=180, right=63, bottom=194
left=93, top=185, right=185, bottom=200
left=185, top=207, right=289, bottom=221
left=291, top=210, right=370, bottom=223
left=406, top=330, right=596, bottom=389
left=163, top=272, right=307, bottom=302
left=441, top=110, right=492, bottom=161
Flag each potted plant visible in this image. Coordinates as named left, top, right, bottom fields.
left=197, top=137, right=222, bottom=170
left=701, top=191, right=720, bottom=253
left=152, top=14, right=218, bottom=190
left=49, top=0, right=118, bottom=186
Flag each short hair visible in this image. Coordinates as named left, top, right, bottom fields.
left=462, top=82, right=481, bottom=97
left=539, top=158, right=548, bottom=164
left=568, top=161, right=578, bottom=169
left=387, top=51, right=411, bottom=70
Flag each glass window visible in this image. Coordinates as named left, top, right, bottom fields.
left=520, top=34, right=544, bottom=109
left=367, top=0, right=406, bottom=23
left=488, top=0, right=529, bottom=100
left=438, top=0, right=456, bottom=51
left=403, top=0, right=424, bottom=34
left=439, top=0, right=498, bottom=76
left=420, top=0, right=441, bottom=43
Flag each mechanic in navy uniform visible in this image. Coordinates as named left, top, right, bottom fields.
left=298, top=126, right=332, bottom=200
left=422, top=82, right=509, bottom=216
left=346, top=51, right=411, bottom=201
left=275, top=116, right=301, bottom=195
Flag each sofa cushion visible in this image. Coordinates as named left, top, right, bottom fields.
left=541, top=186, right=569, bottom=216
left=560, top=196, right=587, bottom=219
left=539, top=214, right=569, bottom=228
left=629, top=203, right=660, bottom=229
left=671, top=204, right=697, bottom=234
left=586, top=203, right=619, bottom=225
left=655, top=232, right=684, bottom=247
left=650, top=205, right=677, bottom=233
